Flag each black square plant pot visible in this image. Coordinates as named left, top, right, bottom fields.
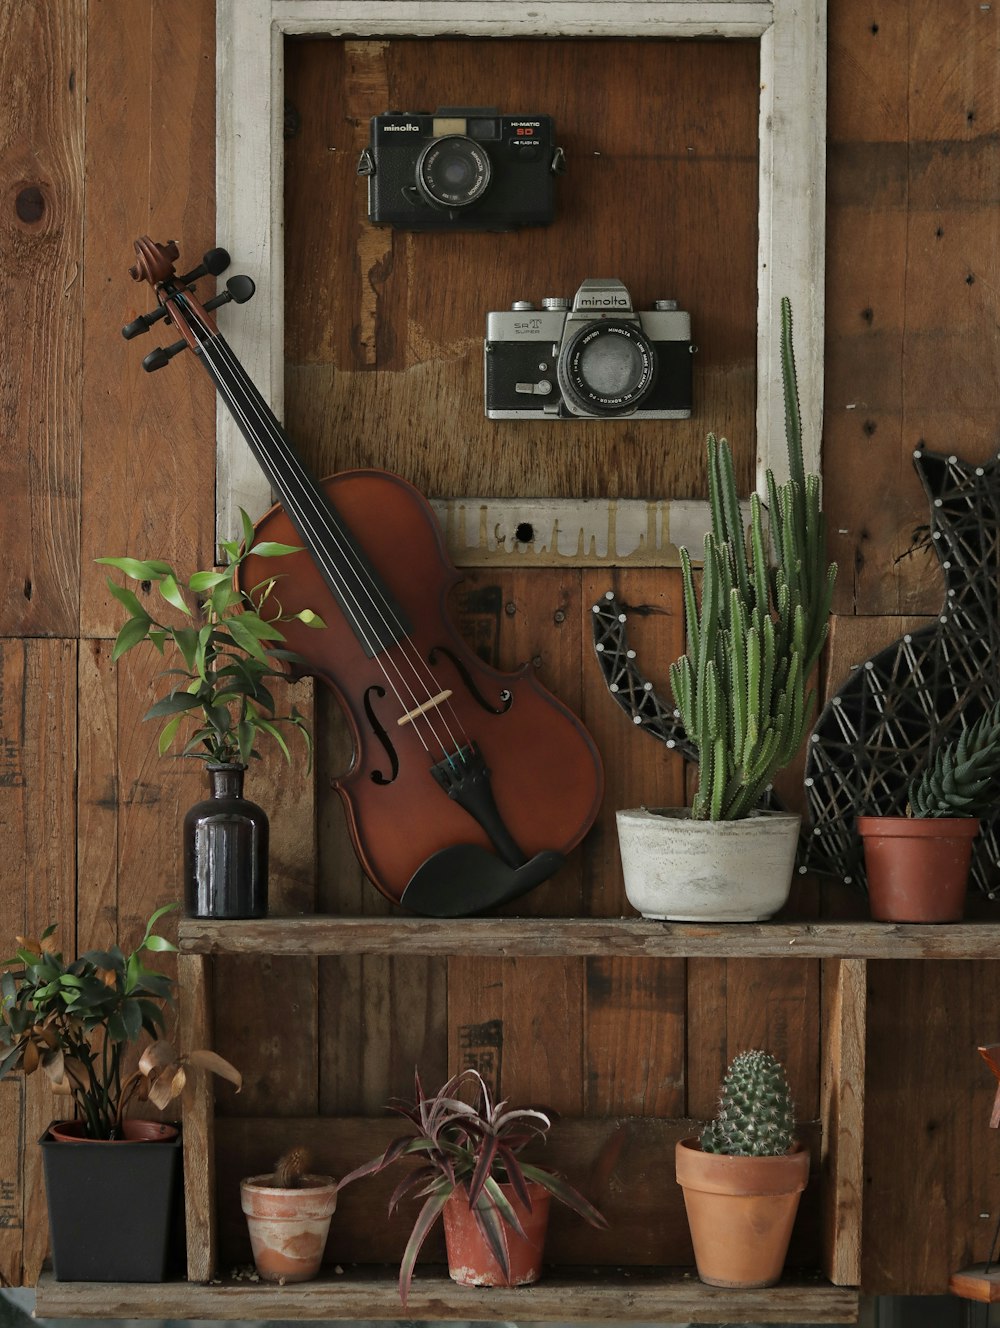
left=40, top=1124, right=183, bottom=1281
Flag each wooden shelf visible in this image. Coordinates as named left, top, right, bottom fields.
left=35, top=1267, right=860, bottom=1322
left=173, top=923, right=868, bottom=1306
left=179, top=915, right=1000, bottom=960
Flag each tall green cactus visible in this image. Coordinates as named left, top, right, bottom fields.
left=668, top=299, right=837, bottom=820
left=700, top=1050, right=796, bottom=1157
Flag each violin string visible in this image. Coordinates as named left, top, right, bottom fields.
left=180, top=292, right=472, bottom=765
left=189, top=311, right=451, bottom=758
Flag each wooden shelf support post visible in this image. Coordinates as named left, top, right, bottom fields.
left=178, top=951, right=217, bottom=1282
left=820, top=956, right=866, bottom=1286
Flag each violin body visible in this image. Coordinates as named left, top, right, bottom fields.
left=125, top=236, right=603, bottom=916
left=243, top=469, right=604, bottom=912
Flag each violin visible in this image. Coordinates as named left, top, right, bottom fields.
left=125, top=238, right=604, bottom=917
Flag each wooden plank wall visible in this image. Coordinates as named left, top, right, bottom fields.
left=2, top=0, right=1000, bottom=1298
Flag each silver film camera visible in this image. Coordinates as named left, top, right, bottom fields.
left=484, top=279, right=693, bottom=420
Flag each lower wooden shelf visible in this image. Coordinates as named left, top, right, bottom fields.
left=35, top=1266, right=860, bottom=1322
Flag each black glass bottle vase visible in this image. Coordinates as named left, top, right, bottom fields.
left=184, top=765, right=268, bottom=918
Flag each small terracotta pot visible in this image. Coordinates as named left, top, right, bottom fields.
left=857, top=814, right=979, bottom=922
left=240, top=1174, right=338, bottom=1283
left=47, top=1118, right=178, bottom=1143
left=442, top=1181, right=551, bottom=1287
left=675, top=1137, right=809, bottom=1288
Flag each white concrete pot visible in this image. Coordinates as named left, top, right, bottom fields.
left=616, top=808, right=802, bottom=922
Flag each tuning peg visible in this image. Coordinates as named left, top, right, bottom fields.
left=142, top=339, right=188, bottom=373
left=177, top=247, right=231, bottom=286
left=122, top=305, right=168, bottom=340
left=203, top=274, right=256, bottom=313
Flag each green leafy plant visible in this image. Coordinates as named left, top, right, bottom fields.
left=700, top=1049, right=796, bottom=1157
left=338, top=1068, right=607, bottom=1304
left=907, top=700, right=1000, bottom=817
left=0, top=905, right=241, bottom=1139
left=668, top=298, right=837, bottom=819
left=96, top=512, right=324, bottom=766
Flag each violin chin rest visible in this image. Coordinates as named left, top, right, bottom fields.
left=400, top=846, right=565, bottom=918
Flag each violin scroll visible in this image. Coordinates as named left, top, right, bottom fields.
left=129, top=236, right=179, bottom=287
left=122, top=236, right=255, bottom=369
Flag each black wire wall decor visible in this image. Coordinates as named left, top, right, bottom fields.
left=592, top=442, right=1000, bottom=899
left=591, top=591, right=696, bottom=761
left=801, top=442, right=1000, bottom=897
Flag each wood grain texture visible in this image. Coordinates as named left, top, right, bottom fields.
left=318, top=953, right=448, bottom=1114
left=825, top=0, right=1000, bottom=619
left=0, top=641, right=77, bottom=1286
left=213, top=950, right=319, bottom=1119
left=178, top=953, right=217, bottom=1281
left=821, top=958, right=865, bottom=1287
left=447, top=956, right=585, bottom=1114
left=34, top=1267, right=860, bottom=1324
left=584, top=956, right=686, bottom=1116
left=863, top=959, right=1000, bottom=1294
left=81, top=0, right=216, bottom=639
left=179, top=915, right=1000, bottom=960
left=0, top=2, right=83, bottom=638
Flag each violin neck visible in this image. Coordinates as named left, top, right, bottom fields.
left=193, top=325, right=409, bottom=656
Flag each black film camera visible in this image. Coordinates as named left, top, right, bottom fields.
left=484, top=279, right=694, bottom=420
left=358, top=107, right=564, bottom=231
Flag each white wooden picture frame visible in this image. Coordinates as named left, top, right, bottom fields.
left=216, top=0, right=826, bottom=565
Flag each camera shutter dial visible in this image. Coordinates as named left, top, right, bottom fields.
left=557, top=321, right=657, bottom=417
left=416, top=136, right=491, bottom=209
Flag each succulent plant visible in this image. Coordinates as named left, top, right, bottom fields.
left=700, top=1050, right=796, bottom=1157
left=908, top=700, right=1000, bottom=818
left=271, top=1146, right=314, bottom=1188
left=667, top=299, right=837, bottom=820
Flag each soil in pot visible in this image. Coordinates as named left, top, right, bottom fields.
left=857, top=815, right=978, bottom=922
left=675, top=1137, right=809, bottom=1289
left=442, top=1181, right=551, bottom=1287
left=241, top=1174, right=338, bottom=1282
left=47, top=1118, right=178, bottom=1144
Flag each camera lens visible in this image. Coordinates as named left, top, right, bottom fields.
left=557, top=322, right=657, bottom=417
left=416, top=136, right=491, bottom=208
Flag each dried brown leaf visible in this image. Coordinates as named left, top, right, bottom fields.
left=139, top=1040, right=177, bottom=1077
left=185, top=1049, right=242, bottom=1091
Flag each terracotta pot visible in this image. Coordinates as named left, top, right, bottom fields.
left=47, top=1118, right=178, bottom=1143
left=616, top=808, right=801, bottom=921
left=857, top=815, right=979, bottom=922
left=442, top=1181, right=551, bottom=1287
left=675, top=1137, right=809, bottom=1288
left=240, top=1174, right=337, bottom=1282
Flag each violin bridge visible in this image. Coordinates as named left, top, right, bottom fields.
left=396, top=689, right=453, bottom=727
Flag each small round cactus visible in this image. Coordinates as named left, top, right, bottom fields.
left=272, top=1146, right=311, bottom=1188
left=700, top=1050, right=796, bottom=1157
